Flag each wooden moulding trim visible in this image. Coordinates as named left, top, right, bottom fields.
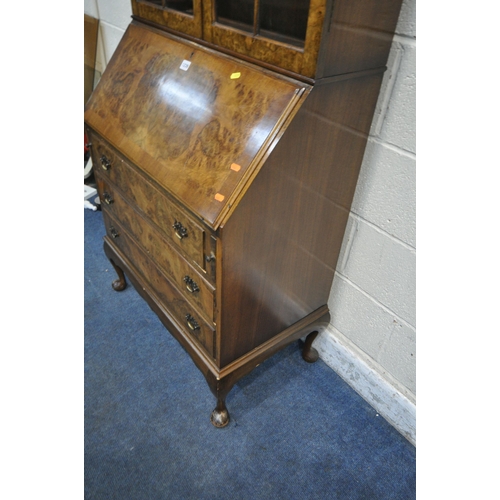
left=217, top=305, right=331, bottom=381
left=131, top=17, right=316, bottom=85
left=216, top=85, right=312, bottom=230
left=93, top=21, right=313, bottom=233
left=85, top=125, right=217, bottom=240
left=131, top=18, right=387, bottom=87
left=214, top=68, right=387, bottom=229
left=104, top=207, right=214, bottom=320
left=103, top=237, right=221, bottom=378
left=104, top=236, right=330, bottom=385
left=314, top=66, right=387, bottom=87
left=214, top=235, right=223, bottom=363
left=212, top=86, right=311, bottom=230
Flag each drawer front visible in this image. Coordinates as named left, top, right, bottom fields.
left=91, top=132, right=209, bottom=271
left=103, top=213, right=216, bottom=359
left=99, top=182, right=215, bottom=324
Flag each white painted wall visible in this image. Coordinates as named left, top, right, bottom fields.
left=84, top=0, right=132, bottom=78
left=84, top=0, right=416, bottom=442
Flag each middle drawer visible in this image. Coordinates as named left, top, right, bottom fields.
left=100, top=181, right=215, bottom=325
left=103, top=213, right=216, bottom=359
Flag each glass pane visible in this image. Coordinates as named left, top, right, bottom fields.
left=259, top=0, right=310, bottom=46
left=165, top=0, right=193, bottom=13
left=216, top=0, right=254, bottom=34
left=138, top=0, right=194, bottom=13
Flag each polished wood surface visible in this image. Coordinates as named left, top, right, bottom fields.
left=132, top=0, right=203, bottom=38
left=204, top=0, right=326, bottom=78
left=98, top=179, right=215, bottom=323
left=85, top=4, right=403, bottom=424
left=131, top=0, right=403, bottom=79
left=91, top=68, right=383, bottom=367
left=105, top=231, right=331, bottom=426
left=103, top=214, right=216, bottom=358
left=315, top=0, right=403, bottom=77
left=217, top=71, right=383, bottom=366
left=84, top=23, right=306, bottom=227
left=89, top=130, right=209, bottom=272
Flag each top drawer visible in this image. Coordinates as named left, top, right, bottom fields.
left=89, top=131, right=212, bottom=272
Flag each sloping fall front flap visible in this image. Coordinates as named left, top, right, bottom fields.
left=84, top=22, right=309, bottom=228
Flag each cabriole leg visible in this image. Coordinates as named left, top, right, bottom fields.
left=208, top=379, right=235, bottom=428
left=210, top=395, right=230, bottom=428
left=302, top=331, right=319, bottom=363
left=109, top=258, right=127, bottom=291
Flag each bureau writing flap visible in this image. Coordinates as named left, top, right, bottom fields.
left=84, top=22, right=309, bottom=228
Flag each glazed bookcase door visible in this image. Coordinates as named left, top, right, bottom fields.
left=132, top=0, right=203, bottom=38
left=202, top=0, right=328, bottom=78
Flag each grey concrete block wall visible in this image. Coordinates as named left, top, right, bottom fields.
left=327, top=0, right=416, bottom=401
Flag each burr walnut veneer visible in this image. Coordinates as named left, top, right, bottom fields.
left=85, top=0, right=402, bottom=426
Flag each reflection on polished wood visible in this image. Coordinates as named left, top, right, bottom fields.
left=132, top=0, right=202, bottom=38
left=86, top=0, right=403, bottom=426
left=90, top=131, right=209, bottom=270
left=104, top=216, right=216, bottom=358
left=132, top=0, right=403, bottom=80
left=85, top=23, right=306, bottom=226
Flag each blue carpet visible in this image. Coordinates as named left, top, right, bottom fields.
left=84, top=207, right=416, bottom=500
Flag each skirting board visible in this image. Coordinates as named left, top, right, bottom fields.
left=314, top=325, right=416, bottom=446
left=84, top=184, right=97, bottom=200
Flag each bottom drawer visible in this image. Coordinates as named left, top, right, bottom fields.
left=103, top=213, right=216, bottom=359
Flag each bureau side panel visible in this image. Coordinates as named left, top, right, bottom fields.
left=218, top=73, right=384, bottom=367
left=316, top=0, right=403, bottom=77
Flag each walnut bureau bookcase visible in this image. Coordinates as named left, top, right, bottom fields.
left=84, top=0, right=403, bottom=427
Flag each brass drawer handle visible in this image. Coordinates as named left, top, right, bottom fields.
left=103, top=192, right=114, bottom=205
left=100, top=154, right=111, bottom=171
left=173, top=220, right=188, bottom=240
left=110, top=227, right=119, bottom=239
left=183, top=276, right=200, bottom=293
left=185, top=314, right=200, bottom=331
